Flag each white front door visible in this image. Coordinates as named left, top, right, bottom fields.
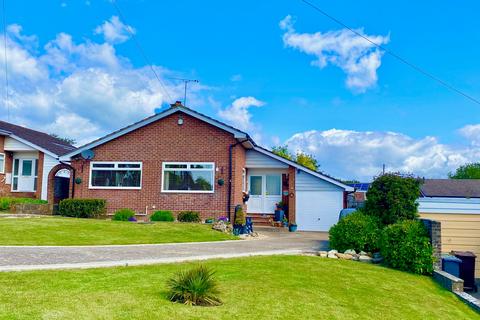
left=12, top=158, right=37, bottom=192
left=247, top=174, right=282, bottom=213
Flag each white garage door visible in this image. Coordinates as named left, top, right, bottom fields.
left=296, top=191, right=344, bottom=231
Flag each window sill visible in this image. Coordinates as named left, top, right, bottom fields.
left=88, top=187, right=142, bottom=190
left=161, top=190, right=214, bottom=194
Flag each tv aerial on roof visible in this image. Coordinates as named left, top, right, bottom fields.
left=81, top=149, right=95, bottom=160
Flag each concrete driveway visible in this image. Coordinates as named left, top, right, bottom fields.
left=0, top=231, right=329, bottom=271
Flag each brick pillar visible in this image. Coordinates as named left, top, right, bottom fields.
left=421, top=218, right=442, bottom=270
left=35, top=152, right=44, bottom=199
left=288, top=166, right=296, bottom=223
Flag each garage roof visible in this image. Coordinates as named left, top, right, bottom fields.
left=420, top=179, right=480, bottom=198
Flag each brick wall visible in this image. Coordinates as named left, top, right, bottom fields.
left=71, top=112, right=246, bottom=219
left=421, top=218, right=442, bottom=270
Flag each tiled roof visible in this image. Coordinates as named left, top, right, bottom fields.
left=0, top=120, right=76, bottom=156
left=420, top=179, right=480, bottom=198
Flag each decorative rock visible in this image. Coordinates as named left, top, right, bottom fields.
left=336, top=253, right=353, bottom=260
left=359, top=251, right=367, bottom=256
left=327, top=253, right=338, bottom=259
left=327, top=249, right=338, bottom=255
left=352, top=254, right=360, bottom=261
left=344, top=249, right=356, bottom=255
left=212, top=220, right=227, bottom=232
left=318, top=251, right=328, bottom=258
left=359, top=255, right=373, bottom=263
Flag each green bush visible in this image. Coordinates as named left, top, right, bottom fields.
left=150, top=210, right=174, bottom=222
left=0, top=197, right=47, bottom=211
left=167, top=265, right=222, bottom=306
left=379, top=220, right=434, bottom=275
left=364, top=173, right=420, bottom=225
left=234, top=206, right=246, bottom=226
left=58, top=199, right=106, bottom=218
left=329, top=211, right=381, bottom=253
left=177, top=211, right=200, bottom=223
left=112, top=208, right=135, bottom=221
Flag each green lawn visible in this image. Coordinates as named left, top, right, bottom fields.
left=0, top=256, right=476, bottom=319
left=0, top=217, right=236, bottom=245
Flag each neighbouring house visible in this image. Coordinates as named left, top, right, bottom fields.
left=418, top=179, right=480, bottom=278
left=0, top=121, right=75, bottom=202
left=346, top=182, right=370, bottom=207
left=60, top=102, right=353, bottom=231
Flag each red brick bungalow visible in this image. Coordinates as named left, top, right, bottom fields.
left=61, top=102, right=353, bottom=231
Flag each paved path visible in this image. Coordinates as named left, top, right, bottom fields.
left=0, top=231, right=328, bottom=271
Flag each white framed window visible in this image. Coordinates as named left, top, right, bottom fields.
left=89, top=161, right=142, bottom=190
left=162, top=162, right=215, bottom=193
left=0, top=153, right=4, bottom=174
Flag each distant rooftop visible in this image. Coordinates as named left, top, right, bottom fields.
left=420, top=179, right=480, bottom=198
left=347, top=183, right=371, bottom=192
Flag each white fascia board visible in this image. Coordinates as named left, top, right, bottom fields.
left=62, top=107, right=247, bottom=160
left=252, top=146, right=354, bottom=191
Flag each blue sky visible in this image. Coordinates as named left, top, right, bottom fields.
left=2, top=0, right=480, bottom=180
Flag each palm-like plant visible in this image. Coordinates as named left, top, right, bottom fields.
left=167, top=265, right=222, bottom=306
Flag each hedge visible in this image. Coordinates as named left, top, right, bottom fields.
left=58, top=199, right=106, bottom=218
left=0, top=197, right=47, bottom=211
left=150, top=210, right=174, bottom=222
left=329, top=211, right=381, bottom=253
left=177, top=211, right=200, bottom=223
left=379, top=220, right=434, bottom=275
left=112, top=209, right=135, bottom=221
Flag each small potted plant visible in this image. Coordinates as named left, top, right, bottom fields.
left=233, top=206, right=246, bottom=235
left=274, top=202, right=285, bottom=222
left=282, top=216, right=288, bottom=227
left=205, top=217, right=214, bottom=224
left=288, top=222, right=297, bottom=232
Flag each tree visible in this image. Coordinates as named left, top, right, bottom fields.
left=364, top=173, right=420, bottom=225
left=295, top=152, right=319, bottom=171
left=50, top=133, right=76, bottom=145
left=271, top=145, right=320, bottom=171
left=271, top=145, right=294, bottom=160
left=448, top=163, right=480, bottom=179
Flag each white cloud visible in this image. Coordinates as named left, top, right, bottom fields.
left=218, top=96, right=264, bottom=132
left=280, top=15, right=390, bottom=92
left=459, top=124, right=480, bottom=146
left=285, top=129, right=480, bottom=181
left=94, top=16, right=135, bottom=44
left=0, top=20, right=190, bottom=143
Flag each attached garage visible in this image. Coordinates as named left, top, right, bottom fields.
left=245, top=147, right=353, bottom=231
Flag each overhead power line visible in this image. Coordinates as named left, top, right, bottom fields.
left=110, top=0, right=173, bottom=102
left=301, top=0, right=480, bottom=106
left=2, top=0, right=9, bottom=121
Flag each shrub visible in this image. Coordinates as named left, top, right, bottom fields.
left=177, top=211, right=200, bottom=223
left=329, top=211, right=381, bottom=253
left=234, top=206, right=246, bottom=226
left=0, top=197, right=47, bottom=211
left=112, top=208, right=135, bottom=221
left=379, top=220, right=434, bottom=275
left=58, top=199, right=106, bottom=218
left=167, top=265, right=222, bottom=306
left=150, top=210, right=174, bottom=222
left=364, top=173, right=420, bottom=225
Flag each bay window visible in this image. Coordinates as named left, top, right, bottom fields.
left=89, top=162, right=142, bottom=189
left=162, top=162, right=214, bottom=193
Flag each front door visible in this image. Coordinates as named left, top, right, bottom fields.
left=13, top=159, right=37, bottom=192
left=247, top=174, right=282, bottom=213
